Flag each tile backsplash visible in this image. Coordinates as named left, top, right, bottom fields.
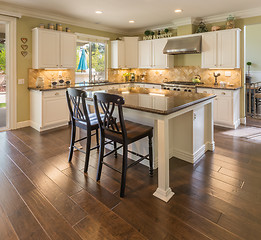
left=108, top=67, right=241, bottom=86
left=28, top=69, right=75, bottom=88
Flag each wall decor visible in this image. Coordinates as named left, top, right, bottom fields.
left=21, top=38, right=28, bottom=44
left=195, top=21, right=208, bottom=33
left=21, top=44, right=28, bottom=50
left=143, top=28, right=172, bottom=40
left=21, top=51, right=28, bottom=57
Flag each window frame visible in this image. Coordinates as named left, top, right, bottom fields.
left=76, top=36, right=108, bottom=83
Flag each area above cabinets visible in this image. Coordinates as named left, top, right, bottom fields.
left=32, top=28, right=77, bottom=69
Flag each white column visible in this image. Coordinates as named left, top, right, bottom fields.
left=153, top=118, right=174, bottom=202
left=206, top=101, right=215, bottom=151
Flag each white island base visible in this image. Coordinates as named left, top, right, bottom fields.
left=119, top=98, right=215, bottom=202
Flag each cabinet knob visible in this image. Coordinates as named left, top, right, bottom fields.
left=222, top=92, right=226, bottom=95
left=55, top=92, right=59, bottom=96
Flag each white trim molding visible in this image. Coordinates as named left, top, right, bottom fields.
left=240, top=117, right=247, bottom=125
left=16, top=120, right=31, bottom=129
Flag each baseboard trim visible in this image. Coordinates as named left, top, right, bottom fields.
left=172, top=144, right=206, bottom=164
left=240, top=117, right=247, bottom=125
left=16, top=120, right=31, bottom=129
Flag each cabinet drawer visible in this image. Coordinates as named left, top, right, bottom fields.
left=43, top=90, right=66, bottom=98
left=213, top=89, right=232, bottom=97
left=197, top=88, right=213, bottom=94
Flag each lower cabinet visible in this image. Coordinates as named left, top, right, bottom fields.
left=30, top=89, right=69, bottom=132
left=197, top=88, right=240, bottom=129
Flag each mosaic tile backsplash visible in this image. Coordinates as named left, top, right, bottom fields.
left=29, top=69, right=75, bottom=88
left=108, top=67, right=241, bottom=87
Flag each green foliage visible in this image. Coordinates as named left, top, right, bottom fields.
left=0, top=44, right=6, bottom=73
left=91, top=43, right=105, bottom=73
left=247, top=62, right=252, bottom=66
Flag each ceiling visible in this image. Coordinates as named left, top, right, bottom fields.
left=2, top=0, right=261, bottom=33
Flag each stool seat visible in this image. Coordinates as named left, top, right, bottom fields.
left=104, top=120, right=153, bottom=144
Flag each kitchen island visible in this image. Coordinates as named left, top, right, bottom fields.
left=85, top=87, right=216, bottom=202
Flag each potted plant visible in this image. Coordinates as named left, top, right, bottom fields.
left=123, top=72, right=130, bottom=82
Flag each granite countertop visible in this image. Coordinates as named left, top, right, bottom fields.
left=85, top=87, right=215, bottom=115
left=28, top=81, right=162, bottom=91
left=196, top=84, right=242, bottom=90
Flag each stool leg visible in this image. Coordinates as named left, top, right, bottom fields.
left=120, top=145, right=128, bottom=198
left=96, top=136, right=105, bottom=181
left=114, top=142, right=117, bottom=158
left=96, top=128, right=99, bottom=151
left=84, top=131, right=91, bottom=173
left=68, top=124, right=76, bottom=162
left=149, top=134, right=153, bottom=176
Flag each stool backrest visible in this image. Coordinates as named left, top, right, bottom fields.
left=66, top=88, right=90, bottom=126
left=94, top=92, right=127, bottom=139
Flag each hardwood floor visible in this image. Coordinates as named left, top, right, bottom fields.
left=0, top=125, right=260, bottom=239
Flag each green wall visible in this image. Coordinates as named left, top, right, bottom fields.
left=17, top=16, right=122, bottom=122
left=245, top=23, right=261, bottom=71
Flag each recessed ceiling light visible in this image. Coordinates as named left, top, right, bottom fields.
left=95, top=10, right=103, bottom=14
left=129, top=20, right=135, bottom=23
left=174, top=9, right=183, bottom=13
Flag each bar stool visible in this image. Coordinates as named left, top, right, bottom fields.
left=93, top=92, right=153, bottom=197
left=66, top=88, right=100, bottom=173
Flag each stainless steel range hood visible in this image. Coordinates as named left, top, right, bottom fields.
left=163, top=35, right=202, bottom=55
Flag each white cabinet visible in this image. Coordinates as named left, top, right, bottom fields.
left=123, top=37, right=139, bottom=68
left=139, top=39, right=174, bottom=69
left=111, top=37, right=139, bottom=69
left=152, top=39, right=174, bottom=68
left=32, top=28, right=76, bottom=69
left=111, top=40, right=125, bottom=68
left=30, top=89, right=69, bottom=132
left=197, top=88, right=240, bottom=129
left=201, top=29, right=240, bottom=69
left=139, top=40, right=152, bottom=68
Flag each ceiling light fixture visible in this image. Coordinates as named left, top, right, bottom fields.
left=129, top=20, right=135, bottom=23
left=174, top=9, right=183, bottom=13
left=95, top=10, right=103, bottom=14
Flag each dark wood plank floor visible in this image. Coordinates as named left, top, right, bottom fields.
left=0, top=125, right=260, bottom=239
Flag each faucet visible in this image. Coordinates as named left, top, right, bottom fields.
left=213, top=72, right=220, bottom=85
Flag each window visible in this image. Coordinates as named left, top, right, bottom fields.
left=76, top=41, right=106, bottom=83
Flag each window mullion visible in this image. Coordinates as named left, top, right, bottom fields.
left=89, top=42, right=92, bottom=82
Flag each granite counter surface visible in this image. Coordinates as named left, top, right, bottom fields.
left=85, top=87, right=216, bottom=115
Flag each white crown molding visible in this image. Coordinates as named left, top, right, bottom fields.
left=172, top=17, right=201, bottom=27
left=0, top=2, right=128, bottom=35
left=202, top=7, right=261, bottom=24
left=0, top=9, right=21, bottom=18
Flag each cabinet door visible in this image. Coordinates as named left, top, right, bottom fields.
left=60, top=32, right=77, bottom=68
left=124, top=37, right=139, bottom=68
left=217, top=30, right=236, bottom=68
left=111, top=41, right=125, bottom=68
left=216, top=97, right=233, bottom=124
left=152, top=39, right=168, bottom=68
left=201, top=32, right=217, bottom=68
left=37, top=30, right=60, bottom=68
left=43, top=91, right=69, bottom=126
left=139, top=40, right=152, bottom=68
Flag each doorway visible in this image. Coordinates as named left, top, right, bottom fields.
left=244, top=24, right=261, bottom=127
left=0, top=23, right=6, bottom=128
left=0, top=15, right=16, bottom=131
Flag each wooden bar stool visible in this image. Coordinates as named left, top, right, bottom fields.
left=93, top=92, right=153, bottom=197
left=66, top=88, right=100, bottom=173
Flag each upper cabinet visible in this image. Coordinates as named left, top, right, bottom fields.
left=201, top=29, right=240, bottom=69
left=111, top=40, right=125, bottom=68
left=123, top=37, right=139, bottom=68
left=111, top=37, right=139, bottom=69
left=139, top=38, right=174, bottom=69
left=32, top=28, right=76, bottom=69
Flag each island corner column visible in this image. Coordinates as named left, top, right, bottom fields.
left=153, top=117, right=175, bottom=202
